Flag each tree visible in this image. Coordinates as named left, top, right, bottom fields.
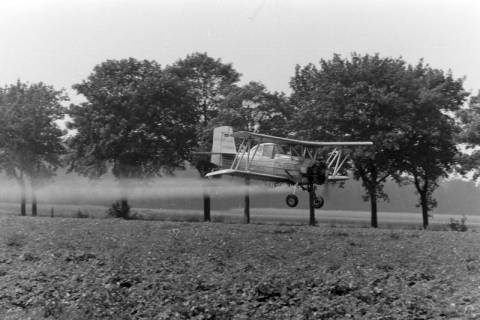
left=290, top=54, right=467, bottom=228
left=214, top=82, right=292, bottom=136
left=166, top=53, right=241, bottom=221
left=167, top=52, right=241, bottom=125
left=67, top=58, right=197, bottom=216
left=215, top=82, right=292, bottom=136
left=458, top=91, right=480, bottom=178
left=0, top=81, right=67, bottom=216
left=290, top=53, right=411, bottom=227
left=394, top=63, right=467, bottom=229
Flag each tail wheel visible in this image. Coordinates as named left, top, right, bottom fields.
left=286, top=194, right=299, bottom=208
left=313, top=196, right=324, bottom=209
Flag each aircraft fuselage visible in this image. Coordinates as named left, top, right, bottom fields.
left=231, top=143, right=318, bottom=185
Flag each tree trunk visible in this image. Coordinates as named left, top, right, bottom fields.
left=309, top=184, right=315, bottom=226
left=32, top=189, right=37, bottom=216
left=119, top=196, right=130, bottom=219
left=414, top=175, right=429, bottom=230
left=117, top=179, right=131, bottom=219
left=370, top=191, right=378, bottom=228
left=357, top=164, right=379, bottom=229
left=120, top=197, right=129, bottom=210
left=244, top=177, right=250, bottom=224
left=20, top=189, right=26, bottom=216
left=203, top=191, right=211, bottom=222
left=198, top=159, right=212, bottom=222
left=420, top=192, right=429, bottom=229
left=20, top=178, right=26, bottom=216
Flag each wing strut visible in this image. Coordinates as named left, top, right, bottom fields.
left=326, top=149, right=349, bottom=178
left=232, top=137, right=247, bottom=169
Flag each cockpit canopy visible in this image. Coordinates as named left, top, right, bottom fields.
left=250, top=143, right=285, bottom=159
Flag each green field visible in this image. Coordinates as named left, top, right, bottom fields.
left=1, top=214, right=479, bottom=319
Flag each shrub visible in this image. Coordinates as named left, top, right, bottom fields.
left=107, top=200, right=134, bottom=220
left=75, top=210, right=89, bottom=219
left=448, top=215, right=467, bottom=232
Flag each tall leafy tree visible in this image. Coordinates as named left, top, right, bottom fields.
left=458, top=91, right=480, bottom=178
left=166, top=53, right=241, bottom=221
left=67, top=58, right=197, bottom=215
left=0, top=81, right=67, bottom=216
left=290, top=54, right=410, bottom=227
left=290, top=54, right=467, bottom=228
left=394, top=64, right=467, bottom=228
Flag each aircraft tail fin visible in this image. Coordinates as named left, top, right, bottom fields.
left=211, top=126, right=237, bottom=166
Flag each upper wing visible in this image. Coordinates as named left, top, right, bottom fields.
left=206, top=169, right=294, bottom=184
left=233, top=131, right=373, bottom=147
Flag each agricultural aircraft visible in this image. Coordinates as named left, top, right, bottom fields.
left=204, top=126, right=373, bottom=209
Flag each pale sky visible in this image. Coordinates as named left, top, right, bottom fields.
left=1, top=0, right=479, bottom=104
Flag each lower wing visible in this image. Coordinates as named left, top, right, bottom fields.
left=206, top=169, right=294, bottom=184
left=206, top=169, right=349, bottom=184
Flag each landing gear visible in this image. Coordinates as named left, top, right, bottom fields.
left=286, top=194, right=299, bottom=207
left=285, top=183, right=325, bottom=209
left=313, top=196, right=324, bottom=209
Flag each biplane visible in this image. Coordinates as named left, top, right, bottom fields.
left=204, top=126, right=373, bottom=209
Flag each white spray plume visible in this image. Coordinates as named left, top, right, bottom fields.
left=0, top=174, right=283, bottom=204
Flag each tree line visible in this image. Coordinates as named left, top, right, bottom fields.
left=0, top=52, right=478, bottom=228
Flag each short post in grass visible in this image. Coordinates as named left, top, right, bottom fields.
left=50, top=207, right=54, bottom=218
left=203, top=183, right=211, bottom=222
left=244, top=176, right=250, bottom=224
left=195, top=155, right=212, bottom=222
left=308, top=183, right=315, bottom=226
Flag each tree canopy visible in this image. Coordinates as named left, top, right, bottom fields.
left=167, top=52, right=241, bottom=125
left=67, top=58, right=198, bottom=180
left=213, top=81, right=292, bottom=136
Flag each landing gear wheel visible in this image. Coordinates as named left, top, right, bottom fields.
left=313, top=196, right=324, bottom=209
left=286, top=194, right=299, bottom=208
